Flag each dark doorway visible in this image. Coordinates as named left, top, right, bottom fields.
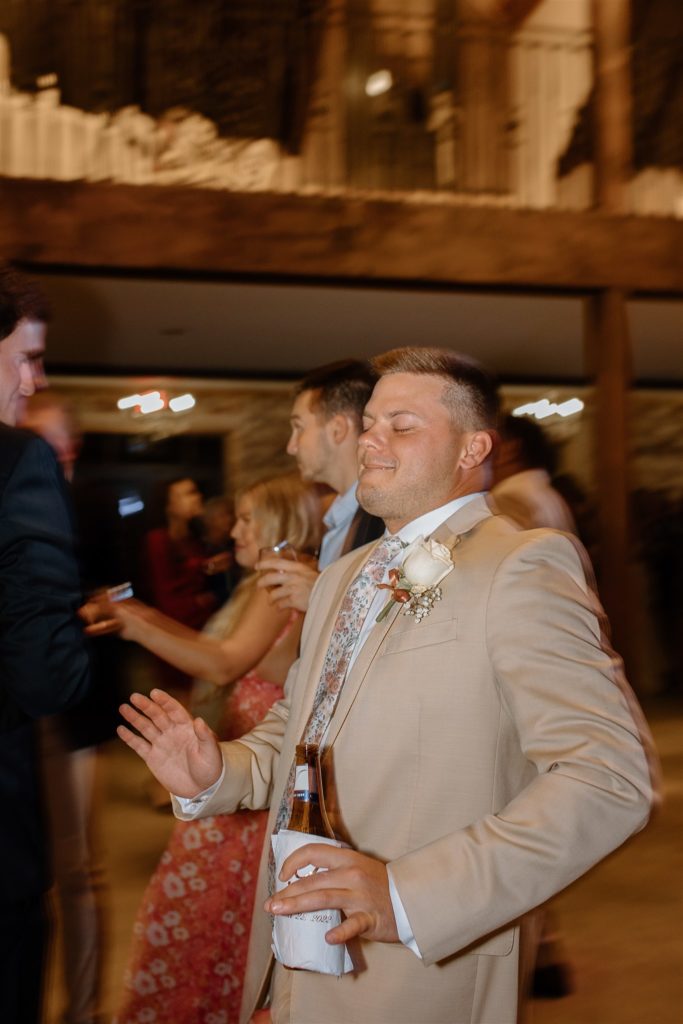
left=72, top=431, right=225, bottom=596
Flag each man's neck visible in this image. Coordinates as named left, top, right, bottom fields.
left=326, top=455, right=360, bottom=498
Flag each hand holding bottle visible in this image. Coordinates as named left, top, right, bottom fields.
left=265, top=844, right=400, bottom=946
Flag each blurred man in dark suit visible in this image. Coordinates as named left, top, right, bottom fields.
left=0, top=266, right=90, bottom=1023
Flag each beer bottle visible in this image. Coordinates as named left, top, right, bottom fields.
left=287, top=742, right=335, bottom=839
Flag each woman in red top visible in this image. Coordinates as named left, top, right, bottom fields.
left=144, top=478, right=219, bottom=698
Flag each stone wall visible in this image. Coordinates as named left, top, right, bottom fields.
left=52, top=374, right=683, bottom=498
left=52, top=374, right=295, bottom=495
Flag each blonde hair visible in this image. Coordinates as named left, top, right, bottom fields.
left=193, top=473, right=319, bottom=669
left=238, top=473, right=322, bottom=556
left=191, top=474, right=321, bottom=717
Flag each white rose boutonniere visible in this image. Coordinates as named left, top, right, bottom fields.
left=376, top=536, right=456, bottom=623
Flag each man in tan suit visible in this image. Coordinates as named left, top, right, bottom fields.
left=490, top=413, right=576, bottom=535
left=120, top=347, right=656, bottom=1024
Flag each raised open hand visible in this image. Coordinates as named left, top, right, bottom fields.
left=118, top=689, right=223, bottom=797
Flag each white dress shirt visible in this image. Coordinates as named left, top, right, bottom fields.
left=177, top=493, right=485, bottom=958
left=318, top=483, right=359, bottom=569
left=346, top=493, right=483, bottom=675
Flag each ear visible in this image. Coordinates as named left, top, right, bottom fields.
left=328, top=413, right=352, bottom=445
left=460, top=430, right=494, bottom=469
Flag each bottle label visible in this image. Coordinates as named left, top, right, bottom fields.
left=293, top=763, right=319, bottom=802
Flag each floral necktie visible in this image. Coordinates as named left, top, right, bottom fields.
left=270, top=534, right=403, bottom=879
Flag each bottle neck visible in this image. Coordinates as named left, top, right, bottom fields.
left=287, top=743, right=335, bottom=839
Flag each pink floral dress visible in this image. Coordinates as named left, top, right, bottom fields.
left=116, top=615, right=297, bottom=1024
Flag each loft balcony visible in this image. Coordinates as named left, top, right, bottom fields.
left=0, top=2, right=681, bottom=297
left=0, top=0, right=680, bottom=219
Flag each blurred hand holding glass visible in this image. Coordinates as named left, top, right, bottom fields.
left=79, top=582, right=134, bottom=635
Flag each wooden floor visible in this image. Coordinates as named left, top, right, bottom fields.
left=44, top=697, right=682, bottom=1024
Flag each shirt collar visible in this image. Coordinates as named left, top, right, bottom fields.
left=391, top=492, right=486, bottom=546
left=323, top=481, right=359, bottom=529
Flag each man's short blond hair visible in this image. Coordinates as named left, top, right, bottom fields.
left=371, top=347, right=499, bottom=431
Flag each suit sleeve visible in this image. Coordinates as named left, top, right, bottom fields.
left=389, top=531, right=656, bottom=965
left=174, top=567, right=334, bottom=820
left=174, top=666, right=294, bottom=820
left=0, top=436, right=90, bottom=726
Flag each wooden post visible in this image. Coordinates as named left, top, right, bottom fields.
left=592, top=0, right=633, bottom=211
left=584, top=291, right=632, bottom=655
left=587, top=0, right=634, bottom=672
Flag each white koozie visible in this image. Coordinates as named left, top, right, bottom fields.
left=270, top=829, right=354, bottom=976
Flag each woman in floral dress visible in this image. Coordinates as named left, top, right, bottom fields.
left=112, top=475, right=321, bottom=1024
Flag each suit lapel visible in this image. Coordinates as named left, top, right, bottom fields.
left=324, top=494, right=493, bottom=750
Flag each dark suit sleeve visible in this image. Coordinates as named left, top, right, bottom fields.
left=349, top=510, right=385, bottom=551
left=0, top=435, right=90, bottom=727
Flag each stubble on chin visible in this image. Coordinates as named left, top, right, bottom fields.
left=356, top=480, right=379, bottom=515
left=357, top=481, right=398, bottom=521
left=359, top=474, right=437, bottom=526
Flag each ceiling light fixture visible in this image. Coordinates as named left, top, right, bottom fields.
left=169, top=393, right=196, bottom=413
left=117, top=393, right=143, bottom=410
left=138, top=391, right=165, bottom=415
left=365, top=70, right=393, bottom=97
left=512, top=397, right=584, bottom=420
left=117, top=390, right=195, bottom=415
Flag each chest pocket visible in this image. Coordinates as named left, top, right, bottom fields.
left=382, top=616, right=458, bottom=655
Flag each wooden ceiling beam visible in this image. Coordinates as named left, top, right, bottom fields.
left=1, top=178, right=681, bottom=294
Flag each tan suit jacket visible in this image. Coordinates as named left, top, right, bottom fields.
left=180, top=496, right=655, bottom=1024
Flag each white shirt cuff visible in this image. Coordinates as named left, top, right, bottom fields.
left=387, top=866, right=422, bottom=959
left=173, top=762, right=226, bottom=817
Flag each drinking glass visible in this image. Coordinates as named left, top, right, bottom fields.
left=259, top=541, right=298, bottom=589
